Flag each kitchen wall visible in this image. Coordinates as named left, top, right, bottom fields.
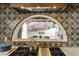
left=0, top=4, right=79, bottom=47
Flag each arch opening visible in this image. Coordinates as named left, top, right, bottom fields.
left=12, top=14, right=67, bottom=42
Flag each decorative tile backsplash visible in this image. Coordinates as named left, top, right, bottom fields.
left=0, top=4, right=79, bottom=47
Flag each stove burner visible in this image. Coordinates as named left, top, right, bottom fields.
left=9, top=47, right=38, bottom=56
left=49, top=47, right=65, bottom=56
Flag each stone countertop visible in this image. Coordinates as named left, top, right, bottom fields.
left=0, top=46, right=17, bottom=56
left=38, top=48, right=51, bottom=56
left=60, top=47, right=79, bottom=56
left=0, top=47, right=79, bottom=56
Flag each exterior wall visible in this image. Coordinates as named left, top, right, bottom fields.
left=0, top=4, right=79, bottom=47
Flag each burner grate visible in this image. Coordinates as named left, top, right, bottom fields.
left=9, top=47, right=38, bottom=56
left=49, top=47, right=65, bottom=56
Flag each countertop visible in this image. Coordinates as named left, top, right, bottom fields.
left=38, top=48, right=51, bottom=56
left=0, top=47, right=79, bottom=56
left=0, top=46, right=17, bottom=56
left=60, top=47, right=79, bottom=56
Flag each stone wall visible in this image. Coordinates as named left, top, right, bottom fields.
left=0, top=4, right=79, bottom=47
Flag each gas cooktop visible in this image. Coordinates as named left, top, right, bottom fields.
left=9, top=47, right=65, bottom=56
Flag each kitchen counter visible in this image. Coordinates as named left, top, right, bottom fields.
left=0, top=47, right=79, bottom=56
left=60, top=47, right=79, bottom=56
left=38, top=48, right=51, bottom=56
left=0, top=46, right=17, bottom=56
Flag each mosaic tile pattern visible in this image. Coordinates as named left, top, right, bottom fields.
left=0, top=4, right=79, bottom=47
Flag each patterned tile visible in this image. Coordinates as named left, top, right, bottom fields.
left=0, top=4, right=79, bottom=47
